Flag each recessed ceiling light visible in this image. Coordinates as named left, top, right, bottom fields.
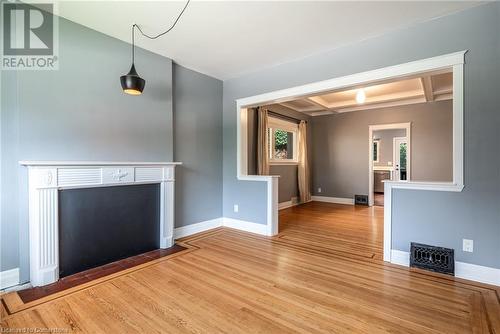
left=356, top=89, right=366, bottom=104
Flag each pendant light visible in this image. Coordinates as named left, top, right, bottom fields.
left=120, top=24, right=145, bottom=95
left=120, top=0, right=190, bottom=96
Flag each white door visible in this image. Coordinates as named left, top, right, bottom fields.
left=393, top=137, right=408, bottom=181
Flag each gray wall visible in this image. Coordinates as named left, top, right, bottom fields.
left=246, top=104, right=311, bottom=203
left=373, top=129, right=406, bottom=166
left=223, top=2, right=500, bottom=268
left=1, top=16, right=223, bottom=281
left=312, top=101, right=453, bottom=198
left=173, top=65, right=223, bottom=226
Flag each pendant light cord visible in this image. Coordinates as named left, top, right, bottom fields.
left=130, top=0, right=190, bottom=64
left=134, top=0, right=190, bottom=40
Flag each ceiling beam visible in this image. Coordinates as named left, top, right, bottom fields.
left=420, top=76, right=434, bottom=102
left=306, top=97, right=328, bottom=110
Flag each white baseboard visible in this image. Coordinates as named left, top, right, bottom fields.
left=278, top=200, right=293, bottom=210
left=279, top=197, right=301, bottom=210
left=174, top=217, right=269, bottom=239
left=174, top=218, right=223, bottom=239
left=390, top=250, right=500, bottom=286
left=390, top=250, right=410, bottom=267
left=0, top=268, right=20, bottom=290
left=222, top=217, right=269, bottom=236
left=311, top=196, right=354, bottom=205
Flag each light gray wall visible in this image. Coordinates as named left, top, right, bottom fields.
left=311, top=101, right=452, bottom=198
left=223, top=2, right=500, bottom=268
left=173, top=65, right=223, bottom=227
left=246, top=104, right=311, bottom=203
left=373, top=129, right=406, bottom=166
left=1, top=15, right=223, bottom=281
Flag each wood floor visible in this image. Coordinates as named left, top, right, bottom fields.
left=2, top=202, right=499, bottom=333
left=374, top=192, right=385, bottom=206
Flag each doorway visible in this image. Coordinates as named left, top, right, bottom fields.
left=393, top=137, right=408, bottom=181
left=369, top=123, right=411, bottom=207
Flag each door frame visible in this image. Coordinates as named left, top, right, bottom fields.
left=393, top=136, right=409, bottom=181
left=368, top=123, right=411, bottom=206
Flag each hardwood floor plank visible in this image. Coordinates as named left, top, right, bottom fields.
left=2, top=202, right=499, bottom=333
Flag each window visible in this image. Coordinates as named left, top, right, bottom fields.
left=373, top=139, right=380, bottom=163
left=268, top=117, right=298, bottom=164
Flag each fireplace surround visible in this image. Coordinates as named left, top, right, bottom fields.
left=20, top=161, right=181, bottom=287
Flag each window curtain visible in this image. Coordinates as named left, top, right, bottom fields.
left=257, top=107, right=270, bottom=175
left=298, top=120, right=311, bottom=203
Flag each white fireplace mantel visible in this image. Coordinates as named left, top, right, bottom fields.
left=20, top=161, right=181, bottom=287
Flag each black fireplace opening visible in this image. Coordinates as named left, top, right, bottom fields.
left=58, top=184, right=160, bottom=278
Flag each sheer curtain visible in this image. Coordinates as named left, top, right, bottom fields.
left=298, top=120, right=311, bottom=203
left=257, top=107, right=270, bottom=175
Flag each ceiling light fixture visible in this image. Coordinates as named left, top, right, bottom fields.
left=120, top=0, right=190, bottom=95
left=356, top=89, right=366, bottom=104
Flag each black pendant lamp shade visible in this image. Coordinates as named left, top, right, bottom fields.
left=120, top=63, right=145, bottom=95
left=121, top=24, right=145, bottom=95
left=120, top=1, right=190, bottom=95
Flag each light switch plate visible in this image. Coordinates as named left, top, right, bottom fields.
left=233, top=204, right=239, bottom=213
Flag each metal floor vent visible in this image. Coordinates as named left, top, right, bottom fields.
left=354, top=195, right=368, bottom=205
left=410, top=243, right=454, bottom=276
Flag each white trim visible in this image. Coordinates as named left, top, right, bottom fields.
left=390, top=250, right=410, bottom=267
left=311, top=196, right=354, bottom=205
left=278, top=200, right=294, bottom=210
left=455, top=262, right=500, bottom=287
left=278, top=197, right=301, bottom=210
left=222, top=217, right=269, bottom=236
left=173, top=218, right=223, bottom=239
left=392, top=136, right=410, bottom=182
left=390, top=250, right=500, bottom=287
left=373, top=139, right=380, bottom=163
left=172, top=216, right=274, bottom=240
left=369, top=122, right=411, bottom=207
left=237, top=51, right=466, bottom=108
left=21, top=161, right=180, bottom=287
left=268, top=117, right=299, bottom=164
left=0, top=268, right=20, bottom=290
left=19, top=161, right=182, bottom=166
left=236, top=51, right=467, bottom=259
left=269, top=161, right=299, bottom=166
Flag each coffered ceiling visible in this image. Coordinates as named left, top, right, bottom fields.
left=278, top=70, right=453, bottom=116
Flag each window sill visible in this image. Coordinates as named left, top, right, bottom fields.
left=269, top=161, right=298, bottom=166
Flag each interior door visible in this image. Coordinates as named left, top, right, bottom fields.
left=393, top=137, right=408, bottom=181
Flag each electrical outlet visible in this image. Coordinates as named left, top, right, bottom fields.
left=463, top=239, right=473, bottom=252
left=233, top=204, right=239, bottom=213
left=318, top=187, right=322, bottom=193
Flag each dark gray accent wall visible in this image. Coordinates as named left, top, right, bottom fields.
left=173, top=65, right=223, bottom=227
left=312, top=101, right=453, bottom=198
left=223, top=2, right=500, bottom=268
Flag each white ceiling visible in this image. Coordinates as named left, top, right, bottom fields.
left=54, top=1, right=482, bottom=80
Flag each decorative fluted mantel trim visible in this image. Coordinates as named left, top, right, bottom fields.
left=19, top=161, right=182, bottom=166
